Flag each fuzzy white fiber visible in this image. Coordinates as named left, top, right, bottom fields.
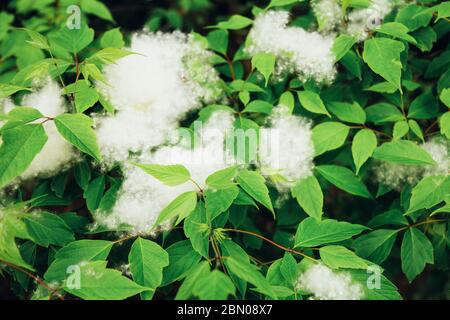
left=258, top=106, right=315, bottom=191
left=96, top=112, right=235, bottom=233
left=297, top=264, right=364, bottom=300
left=346, top=0, right=393, bottom=41
left=312, top=0, right=343, bottom=32
left=1, top=81, right=78, bottom=181
left=374, top=138, right=450, bottom=191
left=94, top=31, right=222, bottom=164
left=246, top=10, right=336, bottom=83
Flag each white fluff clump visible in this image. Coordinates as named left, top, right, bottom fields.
left=3, top=81, right=78, bottom=181
left=346, top=0, right=393, bottom=41
left=374, top=138, right=450, bottom=191
left=421, top=138, right=450, bottom=178
left=258, top=106, right=315, bottom=191
left=96, top=112, right=235, bottom=234
left=312, top=0, right=343, bottom=32
left=296, top=264, right=364, bottom=300
left=95, top=31, right=223, bottom=164
left=246, top=10, right=337, bottom=83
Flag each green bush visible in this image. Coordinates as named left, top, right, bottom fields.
left=0, top=0, right=449, bottom=300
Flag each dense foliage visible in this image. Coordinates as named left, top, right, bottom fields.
left=0, top=0, right=449, bottom=300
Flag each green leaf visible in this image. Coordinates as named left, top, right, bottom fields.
left=315, top=165, right=372, bottom=198
left=50, top=23, right=94, bottom=53
left=266, top=0, right=301, bottom=9
left=206, top=166, right=239, bottom=189
left=407, top=175, right=450, bottom=214
left=100, top=28, right=124, bottom=48
left=279, top=91, right=295, bottom=113
left=236, top=170, right=274, bottom=215
left=0, top=83, right=31, bottom=99
left=205, top=186, right=239, bottom=220
left=63, top=261, right=146, bottom=300
left=320, top=245, right=369, bottom=269
left=333, top=34, right=357, bottom=61
left=129, top=237, right=169, bottom=299
left=87, top=48, right=134, bottom=64
left=44, top=240, right=113, bottom=282
left=279, top=253, right=298, bottom=286
left=294, top=217, right=368, bottom=248
left=412, top=27, right=437, bottom=52
left=393, top=121, right=409, bottom=140
left=352, top=129, right=377, bottom=174
left=21, top=28, right=50, bottom=49
left=155, top=191, right=198, bottom=226
left=363, top=38, right=405, bottom=92
left=162, top=240, right=202, bottom=285
left=353, top=229, right=398, bottom=264
left=374, top=22, right=417, bottom=44
left=407, top=119, right=424, bottom=142
left=7, top=107, right=43, bottom=123
left=366, top=81, right=398, bottom=94
left=175, top=261, right=210, bottom=300
left=24, top=212, right=74, bottom=247
left=440, top=88, right=450, bottom=108
left=81, top=0, right=114, bottom=22
left=0, top=124, right=48, bottom=188
left=65, top=81, right=99, bottom=113
left=395, top=4, right=433, bottom=31
left=291, top=175, right=323, bottom=220
left=226, top=256, right=276, bottom=298
left=213, top=15, right=253, bottom=30
left=436, top=2, right=450, bottom=21
left=327, top=101, right=366, bottom=124
left=311, top=122, right=349, bottom=156
left=80, top=63, right=108, bottom=85
left=84, top=176, right=105, bottom=213
left=242, top=100, right=273, bottom=114
left=350, top=269, right=402, bottom=300
left=193, top=270, right=236, bottom=300
left=401, top=228, right=434, bottom=282
left=366, top=103, right=404, bottom=124
left=372, top=140, right=436, bottom=165
left=207, top=29, right=228, bottom=55
left=251, top=52, right=276, bottom=86
left=184, top=202, right=209, bottom=258
left=54, top=113, right=101, bottom=161
left=297, top=91, right=331, bottom=117
left=408, top=92, right=439, bottom=119
left=440, top=112, right=450, bottom=139
left=133, top=163, right=191, bottom=186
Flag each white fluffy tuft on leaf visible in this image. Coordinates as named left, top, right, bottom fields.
left=246, top=10, right=336, bottom=83
left=258, top=106, right=315, bottom=191
left=3, top=81, right=78, bottom=181
left=296, top=263, right=364, bottom=300
left=95, top=31, right=223, bottom=164
left=374, top=137, right=450, bottom=191
left=97, top=111, right=235, bottom=233
left=346, top=0, right=393, bottom=41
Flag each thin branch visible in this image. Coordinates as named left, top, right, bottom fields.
left=0, top=259, right=64, bottom=300
left=223, top=228, right=317, bottom=262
